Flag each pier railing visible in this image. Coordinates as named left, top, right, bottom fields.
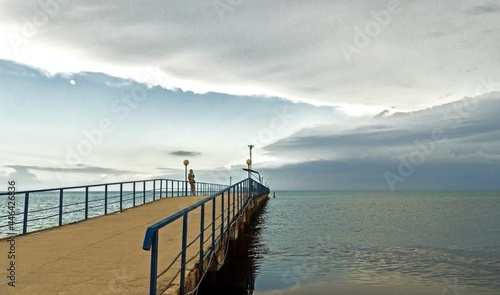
left=142, top=178, right=270, bottom=295
left=0, top=179, right=226, bottom=236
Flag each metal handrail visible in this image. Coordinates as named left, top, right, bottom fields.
left=142, top=178, right=270, bottom=295
left=0, top=178, right=227, bottom=236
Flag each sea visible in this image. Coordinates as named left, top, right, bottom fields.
left=199, top=190, right=500, bottom=295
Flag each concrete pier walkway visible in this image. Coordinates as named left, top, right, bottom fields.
left=0, top=195, right=209, bottom=295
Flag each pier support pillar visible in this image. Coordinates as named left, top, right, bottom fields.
left=209, top=234, right=227, bottom=271
left=230, top=225, right=239, bottom=240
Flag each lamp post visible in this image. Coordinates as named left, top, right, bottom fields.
left=246, top=159, right=251, bottom=179
left=248, top=145, right=254, bottom=171
left=183, top=159, right=189, bottom=196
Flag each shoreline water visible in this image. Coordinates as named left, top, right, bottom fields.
left=201, top=190, right=500, bottom=294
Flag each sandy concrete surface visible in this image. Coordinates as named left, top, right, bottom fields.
left=0, top=195, right=209, bottom=295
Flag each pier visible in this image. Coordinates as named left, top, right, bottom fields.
left=0, top=177, right=269, bottom=294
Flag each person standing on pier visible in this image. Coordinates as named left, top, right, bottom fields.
left=188, top=169, right=196, bottom=196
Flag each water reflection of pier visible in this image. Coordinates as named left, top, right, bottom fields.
left=198, top=200, right=268, bottom=295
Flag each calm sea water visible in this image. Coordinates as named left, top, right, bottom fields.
left=200, top=191, right=500, bottom=295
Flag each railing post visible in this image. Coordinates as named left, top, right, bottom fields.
left=85, top=187, right=89, bottom=220
left=104, top=185, right=108, bottom=215
left=143, top=180, right=146, bottom=204
left=199, top=204, right=205, bottom=275
left=59, top=189, right=64, bottom=226
left=236, top=184, right=240, bottom=213
left=23, top=192, right=29, bottom=234
left=231, top=186, right=234, bottom=221
left=149, top=231, right=159, bottom=295
left=241, top=184, right=244, bottom=209
left=120, top=183, right=123, bottom=211
left=160, top=180, right=163, bottom=199
left=133, top=182, right=136, bottom=207
left=227, top=189, right=231, bottom=229
left=180, top=214, right=189, bottom=294
left=247, top=179, right=250, bottom=203
left=167, top=180, right=170, bottom=197
left=212, top=198, right=216, bottom=251
left=153, top=180, right=156, bottom=201
left=221, top=192, right=225, bottom=238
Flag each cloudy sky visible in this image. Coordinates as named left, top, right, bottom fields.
left=0, top=0, right=499, bottom=190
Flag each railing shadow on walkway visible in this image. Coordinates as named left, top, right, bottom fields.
left=0, top=179, right=226, bottom=236
left=142, top=178, right=270, bottom=295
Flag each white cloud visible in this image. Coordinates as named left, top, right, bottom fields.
left=1, top=0, right=498, bottom=112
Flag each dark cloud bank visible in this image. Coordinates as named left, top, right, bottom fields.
left=262, top=92, right=500, bottom=190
